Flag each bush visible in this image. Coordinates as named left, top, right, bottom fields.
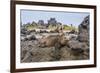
left=63, top=25, right=78, bottom=31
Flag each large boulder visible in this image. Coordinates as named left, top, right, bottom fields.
left=78, top=15, right=89, bottom=43
left=68, top=40, right=88, bottom=51
left=21, top=34, right=36, bottom=41
left=68, top=40, right=89, bottom=55
left=67, top=40, right=89, bottom=59
left=21, top=27, right=27, bottom=35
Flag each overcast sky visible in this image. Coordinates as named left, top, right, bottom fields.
left=21, top=10, right=89, bottom=27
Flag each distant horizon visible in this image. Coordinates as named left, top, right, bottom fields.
left=21, top=10, right=89, bottom=27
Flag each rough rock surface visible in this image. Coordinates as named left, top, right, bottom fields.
left=78, top=15, right=89, bottom=43
left=67, top=15, right=90, bottom=59
left=21, top=16, right=90, bottom=63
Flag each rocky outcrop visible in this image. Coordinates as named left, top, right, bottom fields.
left=78, top=15, right=89, bottom=43
left=38, top=20, right=44, bottom=25
left=67, top=40, right=89, bottom=57
left=48, top=18, right=57, bottom=25
left=21, top=34, right=37, bottom=41
left=21, top=27, right=27, bottom=35
left=66, top=15, right=90, bottom=59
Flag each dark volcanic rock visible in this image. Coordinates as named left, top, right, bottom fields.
left=38, top=20, right=44, bottom=25
left=48, top=18, right=57, bottom=25
left=26, top=35, right=36, bottom=41
left=66, top=15, right=90, bottom=59
left=21, top=34, right=36, bottom=41
left=68, top=40, right=88, bottom=51
left=78, top=15, right=89, bottom=42
left=21, top=45, right=56, bottom=62
left=21, top=27, right=27, bottom=34
left=67, top=40, right=89, bottom=59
